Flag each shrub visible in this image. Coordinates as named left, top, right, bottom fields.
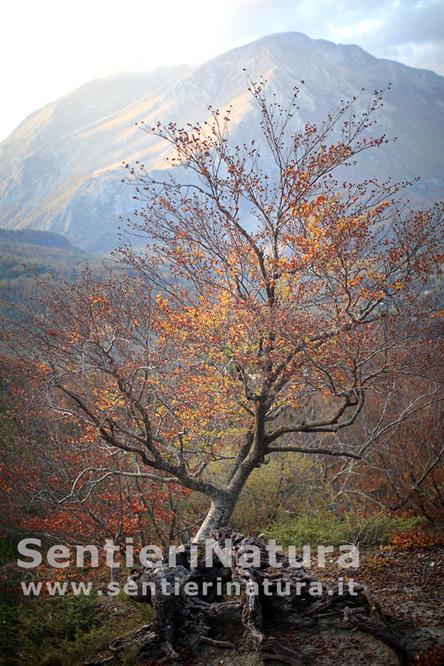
left=0, top=592, right=152, bottom=665
left=267, top=512, right=424, bottom=547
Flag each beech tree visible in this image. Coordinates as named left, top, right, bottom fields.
left=0, top=409, right=188, bottom=548
left=6, top=81, right=442, bottom=543
left=322, top=373, right=444, bottom=519
left=3, top=81, right=443, bottom=663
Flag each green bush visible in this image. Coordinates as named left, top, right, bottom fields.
left=267, top=512, right=424, bottom=547
left=0, top=538, right=17, bottom=566
left=0, top=594, right=103, bottom=665
left=0, top=591, right=152, bottom=665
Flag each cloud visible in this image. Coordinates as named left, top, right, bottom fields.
left=229, top=0, right=444, bottom=73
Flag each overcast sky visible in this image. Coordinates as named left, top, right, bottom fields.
left=1, top=0, right=443, bottom=141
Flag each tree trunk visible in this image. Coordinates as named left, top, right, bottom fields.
left=193, top=495, right=236, bottom=542
left=193, top=437, right=265, bottom=543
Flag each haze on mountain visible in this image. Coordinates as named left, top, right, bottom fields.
left=1, top=32, right=443, bottom=254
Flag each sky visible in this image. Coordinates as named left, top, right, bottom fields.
left=1, top=0, right=443, bottom=141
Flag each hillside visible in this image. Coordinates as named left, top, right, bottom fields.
left=0, top=229, right=90, bottom=312
left=0, top=32, right=443, bottom=253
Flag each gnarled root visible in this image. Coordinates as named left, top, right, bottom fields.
left=84, top=530, right=429, bottom=665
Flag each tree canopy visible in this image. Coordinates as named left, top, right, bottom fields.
left=4, top=80, right=442, bottom=541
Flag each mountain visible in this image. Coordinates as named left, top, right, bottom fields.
left=1, top=32, right=443, bottom=253
left=0, top=229, right=90, bottom=313
left=0, top=228, right=77, bottom=249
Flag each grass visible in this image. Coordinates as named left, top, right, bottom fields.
left=267, top=511, right=424, bottom=547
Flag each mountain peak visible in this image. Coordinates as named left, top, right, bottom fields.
left=220, top=31, right=369, bottom=61
left=0, top=33, right=443, bottom=252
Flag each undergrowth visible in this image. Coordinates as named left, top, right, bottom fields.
left=267, top=511, right=424, bottom=547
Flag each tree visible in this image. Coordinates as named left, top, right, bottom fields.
left=0, top=406, right=188, bottom=549
left=3, top=80, right=443, bottom=663
left=322, top=372, right=444, bottom=520
left=5, top=80, right=442, bottom=542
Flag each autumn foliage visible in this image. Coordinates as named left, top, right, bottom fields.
left=1, top=80, right=443, bottom=543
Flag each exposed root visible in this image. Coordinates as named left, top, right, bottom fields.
left=84, top=530, right=433, bottom=665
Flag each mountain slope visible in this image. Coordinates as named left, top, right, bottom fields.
left=0, top=230, right=90, bottom=314
left=1, top=32, right=443, bottom=253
